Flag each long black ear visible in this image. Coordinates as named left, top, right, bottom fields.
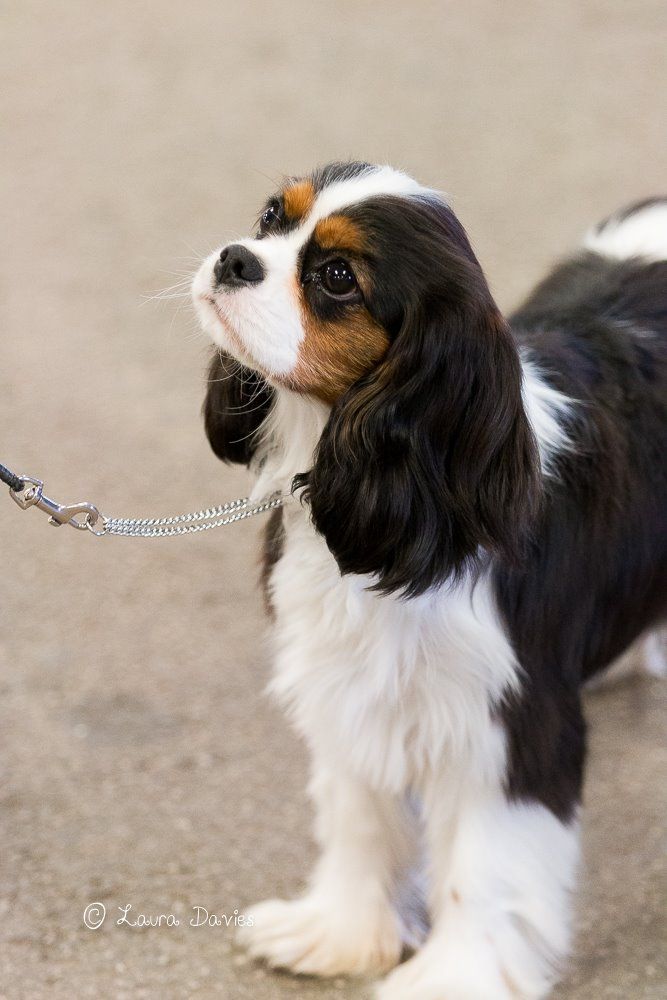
left=203, top=350, right=274, bottom=465
left=296, top=203, right=541, bottom=597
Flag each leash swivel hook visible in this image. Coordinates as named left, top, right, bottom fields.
left=9, top=476, right=104, bottom=533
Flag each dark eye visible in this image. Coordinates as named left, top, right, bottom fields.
left=259, top=200, right=282, bottom=235
left=320, top=259, right=358, bottom=297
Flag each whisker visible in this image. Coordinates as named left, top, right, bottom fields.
left=226, top=397, right=270, bottom=417
left=141, top=291, right=192, bottom=303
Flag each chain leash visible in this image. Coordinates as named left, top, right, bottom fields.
left=3, top=467, right=284, bottom=538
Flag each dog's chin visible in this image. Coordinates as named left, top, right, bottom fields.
left=193, top=293, right=260, bottom=372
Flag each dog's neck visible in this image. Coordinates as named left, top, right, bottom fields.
left=251, top=388, right=330, bottom=501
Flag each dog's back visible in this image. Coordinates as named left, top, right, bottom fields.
left=502, top=198, right=667, bottom=683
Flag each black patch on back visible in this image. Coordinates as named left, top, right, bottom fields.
left=495, top=251, right=667, bottom=821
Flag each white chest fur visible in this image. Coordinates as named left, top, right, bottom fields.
left=266, top=501, right=518, bottom=794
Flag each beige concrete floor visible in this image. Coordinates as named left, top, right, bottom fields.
left=1, top=2, right=665, bottom=997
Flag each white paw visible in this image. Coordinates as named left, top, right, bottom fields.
left=376, top=941, right=523, bottom=1000
left=238, top=894, right=402, bottom=977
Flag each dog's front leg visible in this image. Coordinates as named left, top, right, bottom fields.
left=379, top=773, right=580, bottom=1000
left=238, top=759, right=414, bottom=977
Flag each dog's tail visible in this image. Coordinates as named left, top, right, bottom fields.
left=583, top=196, right=667, bottom=262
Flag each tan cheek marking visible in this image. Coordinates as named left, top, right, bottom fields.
left=314, top=216, right=365, bottom=254
left=283, top=181, right=316, bottom=222
left=291, top=292, right=390, bottom=404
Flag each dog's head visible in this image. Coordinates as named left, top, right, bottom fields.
left=193, top=162, right=539, bottom=595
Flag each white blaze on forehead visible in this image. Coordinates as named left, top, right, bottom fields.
left=193, top=165, right=440, bottom=379
left=309, top=165, right=431, bottom=222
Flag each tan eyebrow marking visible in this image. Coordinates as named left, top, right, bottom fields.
left=283, top=180, right=316, bottom=221
left=314, top=215, right=365, bottom=254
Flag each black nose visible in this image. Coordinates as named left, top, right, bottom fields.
left=213, top=244, right=264, bottom=287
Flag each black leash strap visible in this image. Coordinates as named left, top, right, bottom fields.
left=0, top=463, right=24, bottom=493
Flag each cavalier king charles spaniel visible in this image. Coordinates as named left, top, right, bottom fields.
left=192, top=162, right=666, bottom=999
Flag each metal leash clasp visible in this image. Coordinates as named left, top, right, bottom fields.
left=9, top=476, right=104, bottom=532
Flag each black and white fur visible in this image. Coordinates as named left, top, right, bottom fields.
left=192, top=165, right=667, bottom=999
